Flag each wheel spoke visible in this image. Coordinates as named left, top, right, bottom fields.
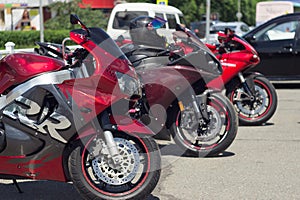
left=232, top=89, right=252, bottom=102
left=193, top=139, right=201, bottom=147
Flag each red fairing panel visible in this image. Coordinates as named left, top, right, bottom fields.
left=57, top=81, right=121, bottom=122
left=207, top=51, right=260, bottom=89
left=0, top=155, right=67, bottom=181
left=0, top=53, right=64, bottom=93
left=112, top=116, right=156, bottom=135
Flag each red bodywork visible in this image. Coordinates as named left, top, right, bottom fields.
left=57, top=30, right=133, bottom=120
left=0, top=53, right=64, bottom=93
left=175, top=31, right=260, bottom=90
left=205, top=32, right=260, bottom=89
left=0, top=28, right=152, bottom=182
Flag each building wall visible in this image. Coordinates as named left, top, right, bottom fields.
left=80, top=0, right=115, bottom=8
left=0, top=0, right=68, bottom=31
left=0, top=0, right=120, bottom=31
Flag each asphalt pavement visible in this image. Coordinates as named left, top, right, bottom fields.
left=1, top=85, right=300, bottom=200
left=150, top=84, right=300, bottom=200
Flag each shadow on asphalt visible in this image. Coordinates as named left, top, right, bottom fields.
left=239, top=122, right=275, bottom=127
left=273, top=83, right=300, bottom=89
left=206, top=151, right=235, bottom=158
left=0, top=180, right=160, bottom=200
left=0, top=180, right=81, bottom=200
left=158, top=144, right=235, bottom=158
left=146, top=194, right=161, bottom=200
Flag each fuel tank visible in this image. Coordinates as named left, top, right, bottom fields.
left=0, top=53, right=64, bottom=94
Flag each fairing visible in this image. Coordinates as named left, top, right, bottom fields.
left=207, top=32, right=260, bottom=89
left=171, top=28, right=223, bottom=76
left=0, top=85, right=78, bottom=181
left=121, top=24, right=223, bottom=77
left=0, top=25, right=149, bottom=182
left=0, top=53, right=64, bottom=93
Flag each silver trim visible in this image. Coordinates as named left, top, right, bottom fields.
left=238, top=72, right=246, bottom=83
left=3, top=96, right=71, bottom=143
left=36, top=111, right=71, bottom=143
left=6, top=70, right=75, bottom=106
left=0, top=95, right=7, bottom=110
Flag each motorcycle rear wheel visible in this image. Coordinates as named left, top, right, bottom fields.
left=68, top=132, right=161, bottom=200
left=170, top=93, right=238, bottom=157
left=227, top=76, right=278, bottom=126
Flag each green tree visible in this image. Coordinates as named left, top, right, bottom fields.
left=127, top=0, right=272, bottom=26
left=176, top=0, right=198, bottom=23
left=44, top=0, right=108, bottom=30
left=209, top=0, right=273, bottom=25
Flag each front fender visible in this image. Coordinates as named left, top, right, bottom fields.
left=243, top=71, right=266, bottom=79
left=116, top=118, right=156, bottom=136
left=75, top=117, right=155, bottom=140
left=225, top=72, right=267, bottom=94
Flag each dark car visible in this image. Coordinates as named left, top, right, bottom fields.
left=190, top=20, right=219, bottom=39
left=243, top=13, right=300, bottom=81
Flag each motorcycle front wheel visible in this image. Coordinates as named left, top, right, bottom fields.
left=170, top=93, right=238, bottom=157
left=68, top=132, right=161, bottom=200
left=227, top=76, right=278, bottom=126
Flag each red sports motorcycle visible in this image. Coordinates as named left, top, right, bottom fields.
left=0, top=14, right=161, bottom=200
left=117, top=17, right=238, bottom=157
left=206, top=29, right=278, bottom=125
left=36, top=17, right=238, bottom=157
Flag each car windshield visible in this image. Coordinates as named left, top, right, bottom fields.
left=113, top=11, right=148, bottom=30
left=210, top=25, right=237, bottom=33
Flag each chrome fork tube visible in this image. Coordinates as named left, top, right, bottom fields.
left=189, top=89, right=209, bottom=123
left=238, top=72, right=246, bottom=83
left=190, top=92, right=202, bottom=120
left=98, top=110, right=122, bottom=165
left=103, top=130, right=121, bottom=165
left=238, top=72, right=254, bottom=96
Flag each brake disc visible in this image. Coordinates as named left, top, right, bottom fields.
left=236, top=85, right=267, bottom=115
left=92, top=137, right=140, bottom=185
left=196, top=105, right=222, bottom=141
left=180, top=104, right=222, bottom=142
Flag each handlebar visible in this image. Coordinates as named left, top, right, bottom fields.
left=60, top=37, right=89, bottom=67
left=62, top=37, right=71, bottom=65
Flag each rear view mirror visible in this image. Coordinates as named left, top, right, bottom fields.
left=244, top=34, right=255, bottom=42
left=224, top=28, right=235, bottom=38
left=70, top=14, right=80, bottom=25
left=70, top=14, right=90, bottom=36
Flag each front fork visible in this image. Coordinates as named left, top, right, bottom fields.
left=179, top=89, right=210, bottom=125
left=94, top=110, right=122, bottom=167
left=238, top=72, right=256, bottom=98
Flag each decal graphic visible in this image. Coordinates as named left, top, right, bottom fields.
left=3, top=96, right=71, bottom=143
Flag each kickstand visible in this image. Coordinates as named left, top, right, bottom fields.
left=12, top=179, right=23, bottom=193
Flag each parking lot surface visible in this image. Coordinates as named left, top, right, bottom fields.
left=1, top=85, right=300, bottom=200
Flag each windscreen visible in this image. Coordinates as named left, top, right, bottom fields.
left=71, top=28, right=128, bottom=60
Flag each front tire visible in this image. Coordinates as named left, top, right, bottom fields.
left=68, top=132, right=161, bottom=200
left=170, top=93, right=238, bottom=157
left=226, top=76, right=278, bottom=126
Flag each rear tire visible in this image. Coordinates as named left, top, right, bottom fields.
left=68, top=132, right=161, bottom=200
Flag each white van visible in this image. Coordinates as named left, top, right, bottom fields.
left=107, top=3, right=185, bottom=40
left=256, top=1, right=294, bottom=26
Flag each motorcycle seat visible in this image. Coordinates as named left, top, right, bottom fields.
left=121, top=44, right=167, bottom=63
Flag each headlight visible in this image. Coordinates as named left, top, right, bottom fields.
left=116, top=72, right=141, bottom=97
